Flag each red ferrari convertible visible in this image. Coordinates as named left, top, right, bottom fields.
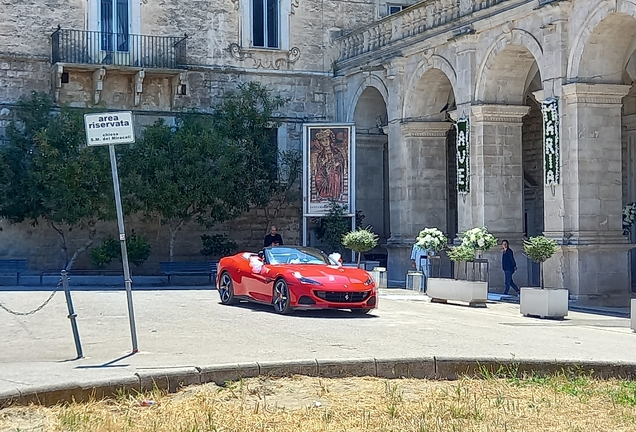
left=216, top=246, right=377, bottom=314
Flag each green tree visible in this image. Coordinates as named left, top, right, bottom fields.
left=122, top=82, right=285, bottom=261
left=523, top=235, right=558, bottom=289
left=342, top=228, right=379, bottom=268
left=313, top=201, right=352, bottom=257
left=0, top=92, right=114, bottom=270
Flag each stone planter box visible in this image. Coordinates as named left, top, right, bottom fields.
left=426, top=278, right=488, bottom=307
left=370, top=267, right=387, bottom=288
left=520, top=288, right=569, bottom=319
left=631, top=299, right=636, bottom=332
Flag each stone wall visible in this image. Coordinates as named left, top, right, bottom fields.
left=0, top=199, right=301, bottom=274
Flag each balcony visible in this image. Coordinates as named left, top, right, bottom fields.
left=51, top=27, right=188, bottom=70
left=334, top=0, right=515, bottom=70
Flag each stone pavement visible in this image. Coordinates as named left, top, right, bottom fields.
left=0, top=287, right=635, bottom=401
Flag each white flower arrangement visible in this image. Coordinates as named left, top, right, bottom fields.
left=623, top=202, right=636, bottom=235
left=415, top=228, right=448, bottom=252
left=459, top=226, right=498, bottom=252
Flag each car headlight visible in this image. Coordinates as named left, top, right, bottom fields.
left=293, top=271, right=322, bottom=286
left=364, top=277, right=374, bottom=286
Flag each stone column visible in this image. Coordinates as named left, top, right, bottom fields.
left=470, top=104, right=529, bottom=288
left=542, top=83, right=632, bottom=306
left=385, top=121, right=452, bottom=284
left=355, top=134, right=389, bottom=244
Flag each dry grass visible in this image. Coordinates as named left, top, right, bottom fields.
left=2, top=371, right=636, bottom=432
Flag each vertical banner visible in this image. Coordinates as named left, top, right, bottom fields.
left=541, top=98, right=560, bottom=186
left=303, top=124, right=355, bottom=216
left=456, top=118, right=469, bottom=194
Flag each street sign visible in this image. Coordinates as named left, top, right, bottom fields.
left=84, top=112, right=135, bottom=146
left=83, top=111, right=139, bottom=353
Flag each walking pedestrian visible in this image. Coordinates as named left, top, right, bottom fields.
left=501, top=239, right=519, bottom=295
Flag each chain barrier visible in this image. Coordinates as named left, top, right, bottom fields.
left=0, top=279, right=62, bottom=316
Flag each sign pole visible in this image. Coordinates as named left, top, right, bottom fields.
left=108, top=144, right=139, bottom=353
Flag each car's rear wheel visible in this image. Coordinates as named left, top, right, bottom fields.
left=350, top=308, right=372, bottom=315
left=218, top=272, right=238, bottom=305
left=272, top=279, right=292, bottom=314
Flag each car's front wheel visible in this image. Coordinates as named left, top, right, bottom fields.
left=272, top=279, right=292, bottom=314
left=218, top=271, right=238, bottom=305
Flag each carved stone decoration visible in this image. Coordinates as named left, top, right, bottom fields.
left=93, top=68, right=106, bottom=104
left=228, top=43, right=301, bottom=70
left=134, top=70, right=145, bottom=107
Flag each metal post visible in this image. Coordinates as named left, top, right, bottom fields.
left=61, top=270, right=83, bottom=359
left=108, top=144, right=139, bottom=353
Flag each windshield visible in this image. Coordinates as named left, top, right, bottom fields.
left=265, top=247, right=330, bottom=265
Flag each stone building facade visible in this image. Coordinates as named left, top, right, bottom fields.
left=0, top=0, right=418, bottom=272
left=336, top=0, right=636, bottom=305
left=1, top=0, right=636, bottom=306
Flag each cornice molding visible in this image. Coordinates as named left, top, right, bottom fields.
left=400, top=121, right=453, bottom=138
left=562, top=83, right=631, bottom=106
left=471, top=104, right=530, bottom=123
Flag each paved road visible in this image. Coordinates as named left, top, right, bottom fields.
left=0, top=288, right=634, bottom=396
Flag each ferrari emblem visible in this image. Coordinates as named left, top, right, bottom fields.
left=345, top=294, right=349, bottom=300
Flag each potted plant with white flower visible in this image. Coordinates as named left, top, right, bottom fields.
left=519, top=235, right=568, bottom=319
left=426, top=243, right=488, bottom=307
left=459, top=226, right=498, bottom=257
left=408, top=228, right=448, bottom=290
left=415, top=228, right=448, bottom=255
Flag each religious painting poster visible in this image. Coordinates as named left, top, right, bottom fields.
left=455, top=118, right=470, bottom=194
left=303, top=124, right=355, bottom=216
left=541, top=97, right=560, bottom=186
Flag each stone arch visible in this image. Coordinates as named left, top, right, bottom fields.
left=568, top=0, right=636, bottom=82
left=475, top=31, right=545, bottom=104
left=402, top=56, right=457, bottom=120
left=346, top=75, right=389, bottom=123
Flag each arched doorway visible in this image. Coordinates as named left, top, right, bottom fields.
left=561, top=10, right=636, bottom=304
left=352, top=86, right=389, bottom=266
left=474, top=40, right=544, bottom=289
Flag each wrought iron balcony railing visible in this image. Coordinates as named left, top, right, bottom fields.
left=52, top=27, right=187, bottom=69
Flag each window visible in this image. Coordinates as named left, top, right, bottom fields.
left=252, top=0, right=279, bottom=48
left=388, top=5, right=404, bottom=14
left=100, top=0, right=130, bottom=52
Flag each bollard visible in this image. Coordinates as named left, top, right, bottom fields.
left=61, top=270, right=83, bottom=359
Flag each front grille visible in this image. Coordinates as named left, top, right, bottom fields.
left=314, top=290, right=370, bottom=303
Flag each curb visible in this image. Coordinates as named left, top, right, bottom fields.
left=2, top=356, right=636, bottom=408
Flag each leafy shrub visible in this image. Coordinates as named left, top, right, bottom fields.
left=90, top=232, right=151, bottom=268
left=200, top=234, right=238, bottom=258
left=523, top=236, right=558, bottom=264
left=313, top=201, right=351, bottom=255
left=447, top=245, right=475, bottom=263
left=342, top=228, right=379, bottom=267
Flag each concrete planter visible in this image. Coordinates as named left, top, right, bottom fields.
left=371, top=267, right=387, bottom=288
left=631, top=299, right=636, bottom=332
left=520, top=288, right=569, bottom=319
left=426, top=278, right=488, bottom=306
